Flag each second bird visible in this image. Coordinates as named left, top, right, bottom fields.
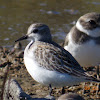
left=64, top=12, right=100, bottom=67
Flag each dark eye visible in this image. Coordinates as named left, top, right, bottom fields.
left=89, top=20, right=96, bottom=25
left=32, top=29, right=38, bottom=33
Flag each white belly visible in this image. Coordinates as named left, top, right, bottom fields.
left=64, top=40, right=100, bottom=67
left=24, top=56, right=84, bottom=87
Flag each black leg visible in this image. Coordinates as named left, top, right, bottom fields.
left=96, top=65, right=100, bottom=95
left=62, top=87, right=65, bottom=94
left=49, top=84, right=52, bottom=96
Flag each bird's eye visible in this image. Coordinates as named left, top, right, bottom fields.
left=32, top=29, right=38, bottom=33
left=89, top=20, right=96, bottom=25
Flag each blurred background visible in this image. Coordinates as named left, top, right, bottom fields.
left=0, top=0, right=100, bottom=48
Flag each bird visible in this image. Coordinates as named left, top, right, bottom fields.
left=15, top=23, right=100, bottom=95
left=64, top=12, right=100, bottom=67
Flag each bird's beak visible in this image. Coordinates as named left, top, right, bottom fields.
left=15, top=35, right=28, bottom=42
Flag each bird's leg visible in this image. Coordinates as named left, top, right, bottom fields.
left=46, top=84, right=55, bottom=99
left=49, top=84, right=52, bottom=96
left=62, top=87, right=65, bottom=94
left=96, top=65, right=100, bottom=95
left=83, top=82, right=86, bottom=94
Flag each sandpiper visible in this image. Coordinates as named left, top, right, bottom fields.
left=15, top=23, right=100, bottom=95
left=64, top=12, right=100, bottom=67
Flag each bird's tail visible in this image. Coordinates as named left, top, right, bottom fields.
left=85, top=72, right=100, bottom=83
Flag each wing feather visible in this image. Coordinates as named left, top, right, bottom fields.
left=34, top=42, right=87, bottom=77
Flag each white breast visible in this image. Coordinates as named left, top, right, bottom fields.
left=64, top=38, right=100, bottom=67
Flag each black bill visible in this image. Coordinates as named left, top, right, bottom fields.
left=15, top=35, right=28, bottom=42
